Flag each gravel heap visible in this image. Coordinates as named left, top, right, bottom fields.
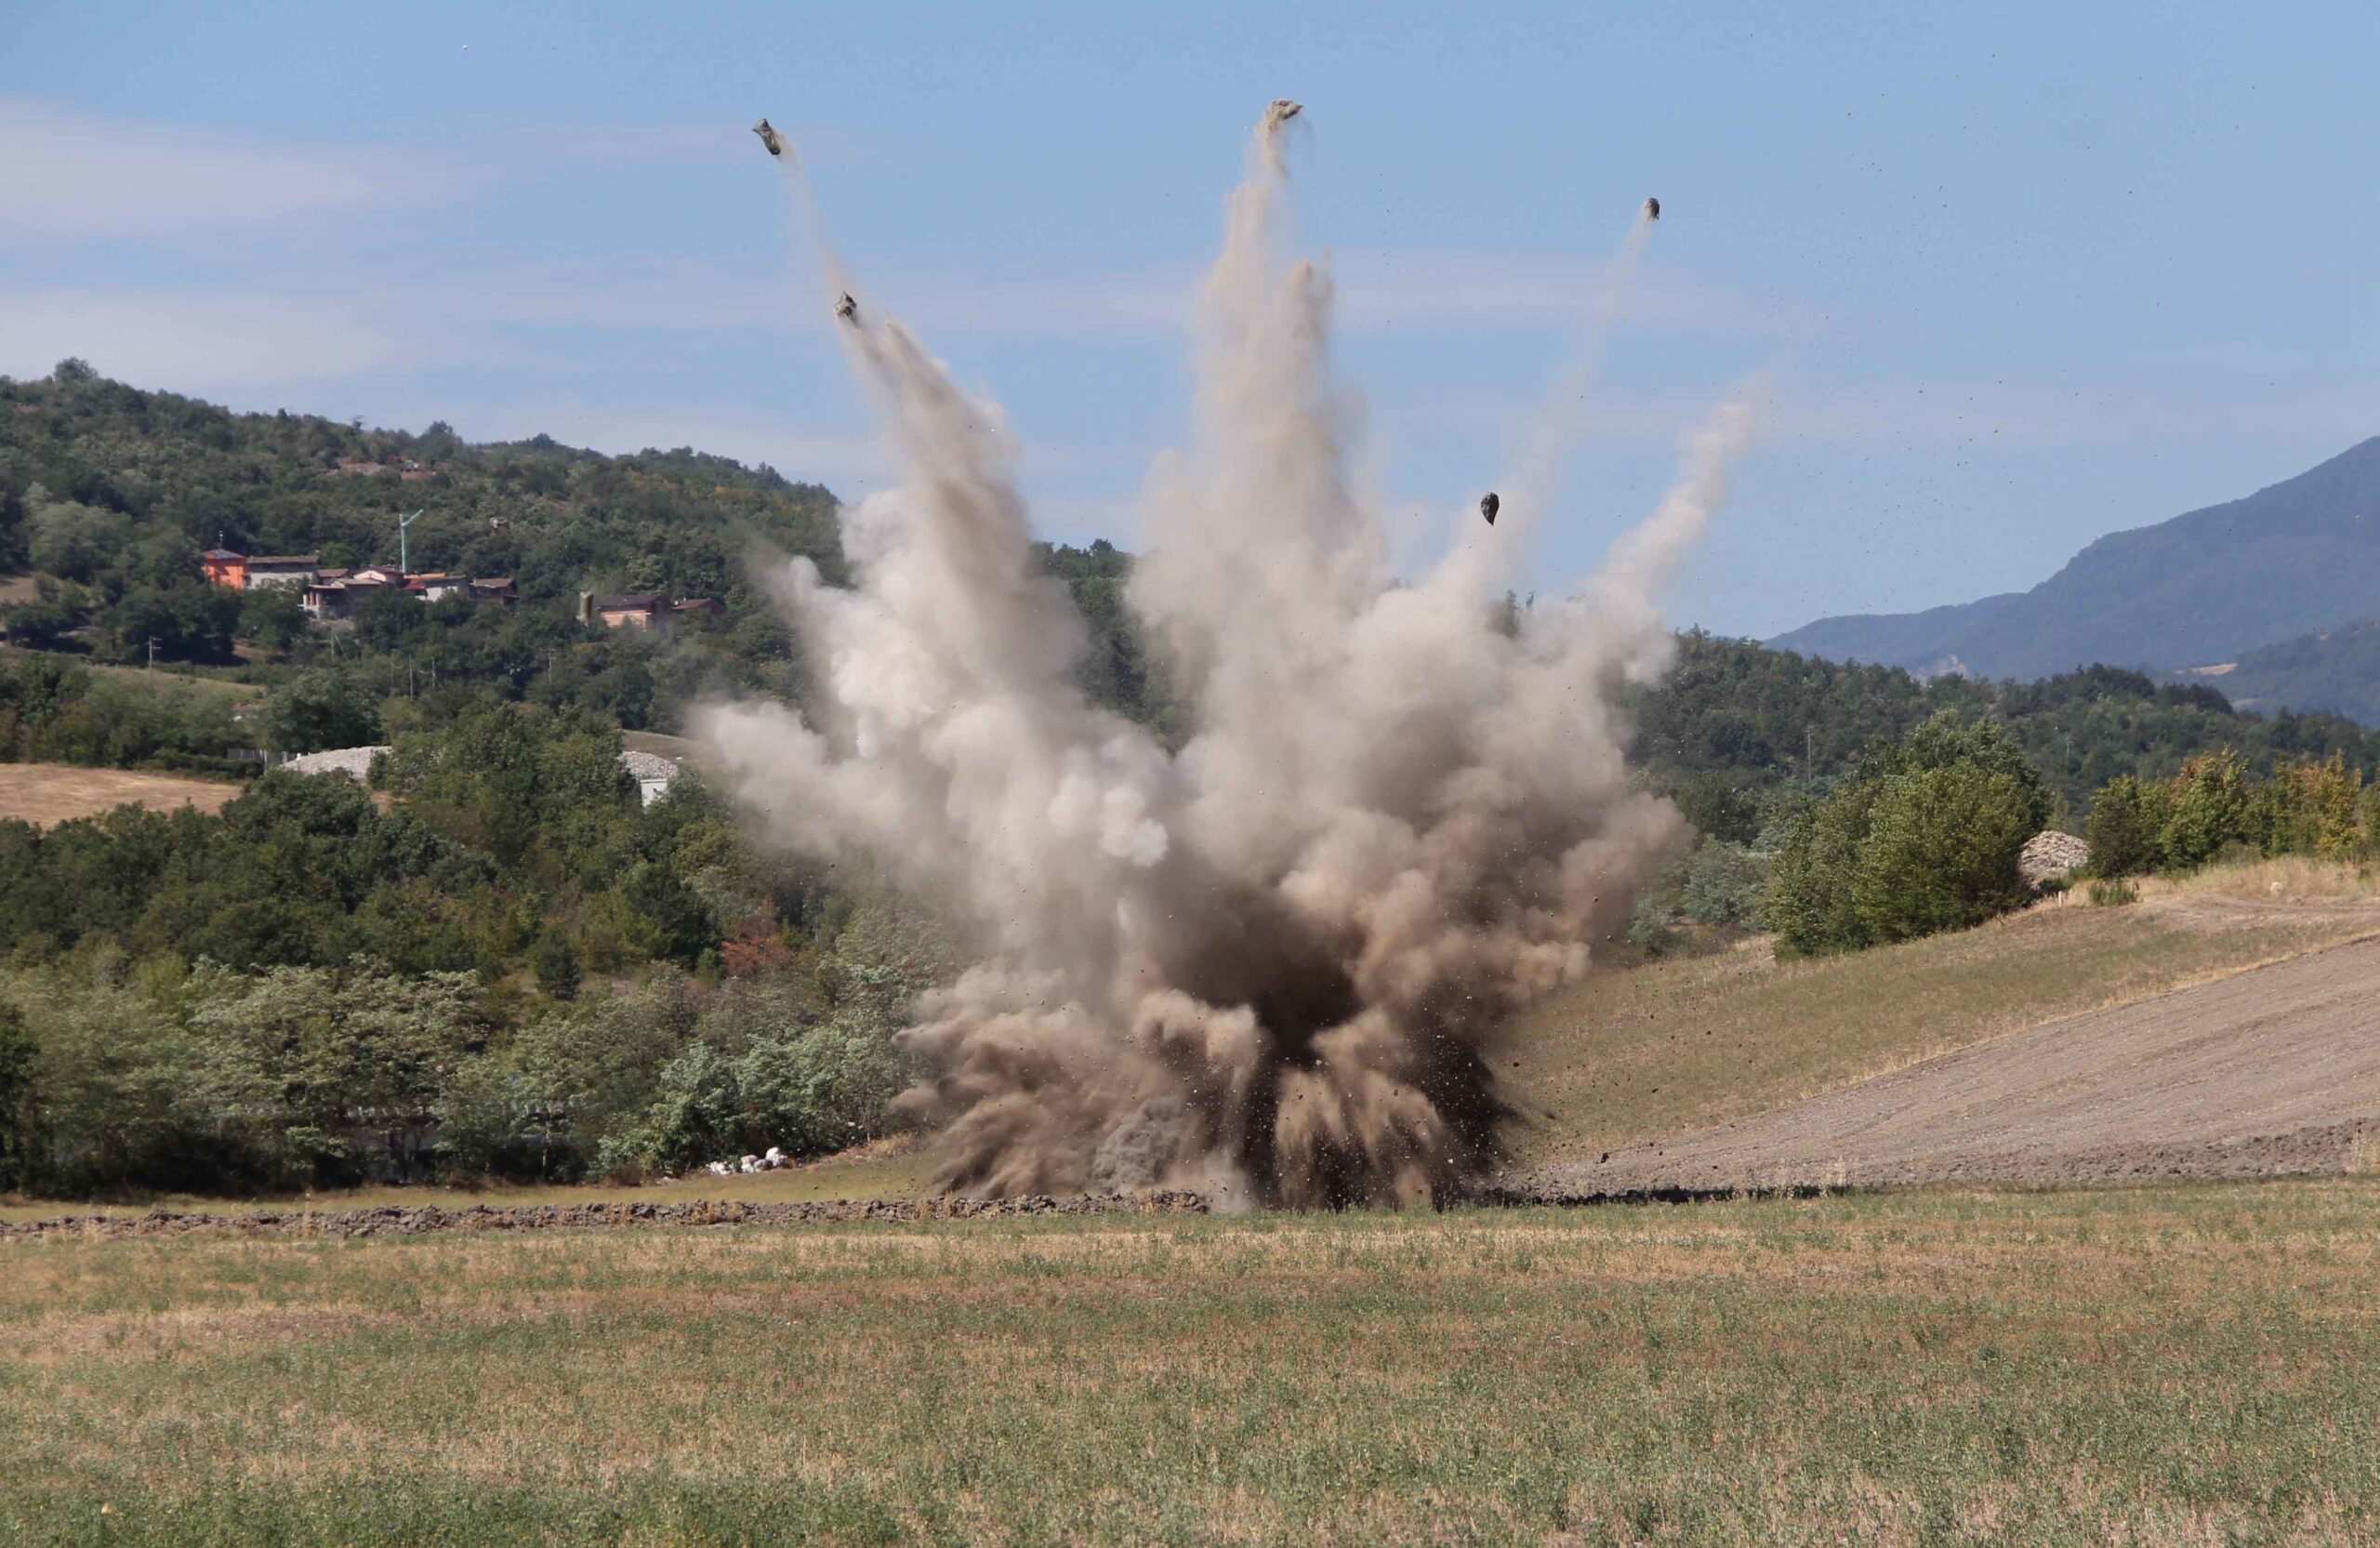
left=2019, top=829, right=2092, bottom=889
left=0, top=1191, right=1209, bottom=1243
left=282, top=745, right=393, bottom=780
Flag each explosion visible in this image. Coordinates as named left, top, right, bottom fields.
left=700, top=104, right=1758, bottom=1206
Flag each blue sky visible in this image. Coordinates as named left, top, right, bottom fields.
left=5, top=1, right=2376, bottom=638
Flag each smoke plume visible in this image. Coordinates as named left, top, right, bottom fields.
left=702, top=105, right=1759, bottom=1206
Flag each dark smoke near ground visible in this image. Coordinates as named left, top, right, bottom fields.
left=701, top=104, right=1760, bottom=1207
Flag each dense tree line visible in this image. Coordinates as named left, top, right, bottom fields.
left=2086, top=751, right=2376, bottom=879
left=0, top=703, right=940, bottom=1197
left=0, top=650, right=246, bottom=771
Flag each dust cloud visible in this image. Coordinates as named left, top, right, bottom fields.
left=700, top=104, right=1759, bottom=1207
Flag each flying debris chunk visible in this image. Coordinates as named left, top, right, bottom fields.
left=1643, top=196, right=1660, bottom=220
left=753, top=119, right=785, bottom=158
left=1265, top=98, right=1302, bottom=128
left=1479, top=492, right=1500, bottom=526
left=834, top=292, right=858, bottom=324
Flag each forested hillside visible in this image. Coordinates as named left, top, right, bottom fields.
left=1633, top=633, right=2380, bottom=827
left=2175, top=616, right=2380, bottom=726
left=0, top=362, right=840, bottom=735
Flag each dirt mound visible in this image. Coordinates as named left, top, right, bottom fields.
left=0, top=1191, right=1208, bottom=1244
left=1506, top=934, right=2380, bottom=1198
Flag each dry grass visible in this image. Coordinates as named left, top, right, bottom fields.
left=2147, top=853, right=2380, bottom=906
left=622, top=729, right=718, bottom=769
left=0, top=761, right=243, bottom=828
left=1501, top=870, right=2380, bottom=1169
left=4, top=1179, right=2377, bottom=1543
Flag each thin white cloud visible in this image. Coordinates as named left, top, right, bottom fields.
left=0, top=98, right=448, bottom=240
left=0, top=288, right=440, bottom=388
left=0, top=97, right=850, bottom=244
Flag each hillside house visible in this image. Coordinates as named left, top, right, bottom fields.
left=468, top=576, right=518, bottom=605
left=244, top=555, right=321, bottom=590
left=303, top=574, right=396, bottom=620
left=200, top=549, right=248, bottom=589
left=287, top=743, right=680, bottom=806
left=594, top=594, right=670, bottom=631
left=673, top=597, right=725, bottom=622
left=405, top=572, right=467, bottom=602
left=618, top=749, right=681, bottom=807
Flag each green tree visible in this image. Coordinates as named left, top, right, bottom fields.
left=0, top=1002, right=35, bottom=1190
left=534, top=931, right=583, bottom=999
left=263, top=669, right=383, bottom=754
left=1849, top=762, right=2043, bottom=944
left=239, top=586, right=311, bottom=653
left=1765, top=711, right=2053, bottom=957
left=2161, top=750, right=2251, bottom=868
left=2084, top=774, right=2166, bottom=878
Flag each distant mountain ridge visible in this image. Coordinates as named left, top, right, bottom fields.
left=1770, top=436, right=2380, bottom=681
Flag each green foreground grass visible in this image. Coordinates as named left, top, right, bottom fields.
left=5, top=1179, right=2378, bottom=1544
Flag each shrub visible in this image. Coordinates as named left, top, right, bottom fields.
left=1849, top=762, right=2043, bottom=945
left=2084, top=774, right=2166, bottom=878
left=2162, top=750, right=2252, bottom=869
left=1766, top=710, right=2053, bottom=956
left=2087, top=877, right=2139, bottom=906
left=0, top=1002, right=33, bottom=1190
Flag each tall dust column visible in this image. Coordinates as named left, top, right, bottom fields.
left=702, top=104, right=1760, bottom=1206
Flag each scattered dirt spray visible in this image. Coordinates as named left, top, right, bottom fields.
left=704, top=105, right=1759, bottom=1206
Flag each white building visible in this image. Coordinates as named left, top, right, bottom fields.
left=617, top=749, right=681, bottom=807
left=282, top=744, right=680, bottom=806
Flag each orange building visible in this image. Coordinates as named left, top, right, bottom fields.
left=200, top=549, right=248, bottom=589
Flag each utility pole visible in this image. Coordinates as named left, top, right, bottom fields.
left=147, top=637, right=160, bottom=671
left=396, top=509, right=423, bottom=574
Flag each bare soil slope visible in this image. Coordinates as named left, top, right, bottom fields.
left=0, top=762, right=241, bottom=827
left=1514, top=932, right=2380, bottom=1198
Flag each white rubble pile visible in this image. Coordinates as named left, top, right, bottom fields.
left=702, top=1146, right=792, bottom=1176
left=2019, top=830, right=2092, bottom=889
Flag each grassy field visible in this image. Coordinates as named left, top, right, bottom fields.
left=0, top=645, right=258, bottom=699
left=1501, top=864, right=2380, bottom=1169
left=0, top=761, right=244, bottom=827
left=4, top=1178, right=2377, bottom=1544
left=0, top=1143, right=935, bottom=1225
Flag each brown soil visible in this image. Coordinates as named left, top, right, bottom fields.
left=0, top=762, right=242, bottom=827
left=1505, top=932, right=2380, bottom=1200
left=0, top=1191, right=1208, bottom=1243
